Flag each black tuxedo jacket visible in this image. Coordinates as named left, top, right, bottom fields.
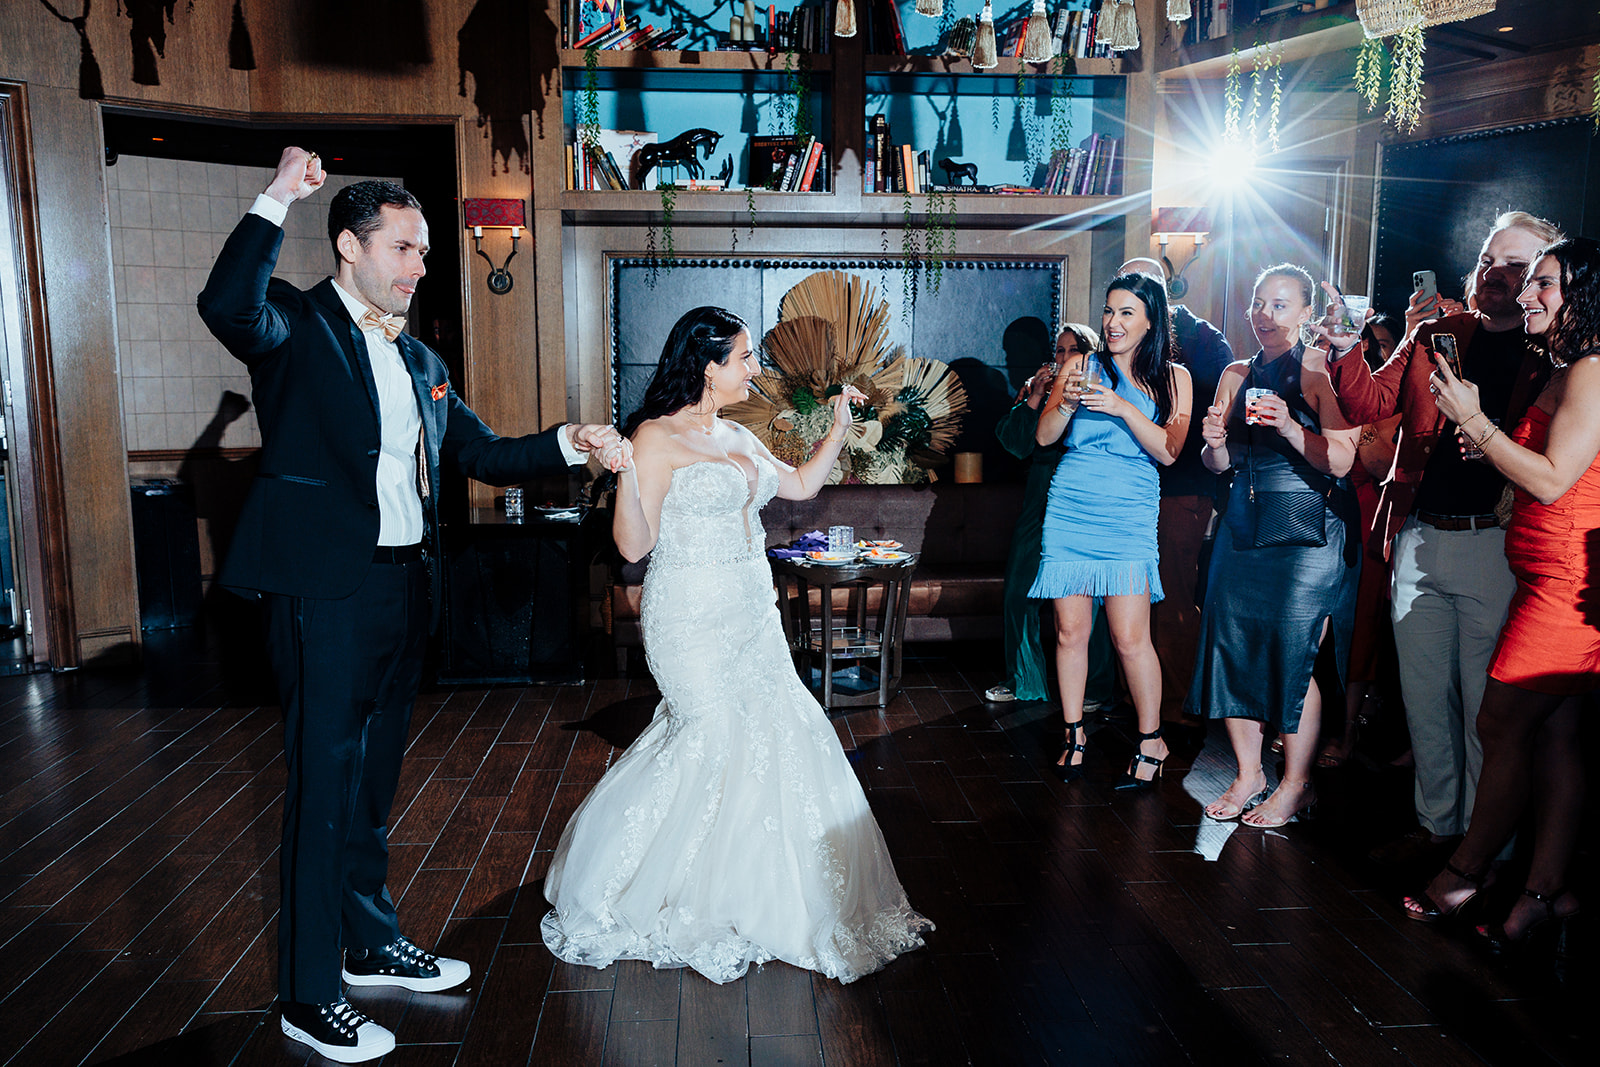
left=198, top=212, right=568, bottom=601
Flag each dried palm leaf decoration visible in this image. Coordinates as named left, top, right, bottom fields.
left=723, top=270, right=967, bottom=484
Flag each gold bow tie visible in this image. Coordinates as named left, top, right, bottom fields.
left=357, top=309, right=405, bottom=342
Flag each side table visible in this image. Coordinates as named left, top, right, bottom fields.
left=770, top=555, right=917, bottom=708
left=435, top=507, right=585, bottom=685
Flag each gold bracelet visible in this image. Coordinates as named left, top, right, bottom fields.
left=1461, top=411, right=1489, bottom=431
left=1474, top=423, right=1500, bottom=448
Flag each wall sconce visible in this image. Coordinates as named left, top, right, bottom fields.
left=463, top=198, right=525, bottom=295
left=1152, top=206, right=1211, bottom=300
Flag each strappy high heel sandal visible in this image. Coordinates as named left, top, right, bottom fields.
left=1403, top=859, right=1490, bottom=924
left=1476, top=888, right=1580, bottom=955
left=1054, top=720, right=1087, bottom=783
left=1113, top=727, right=1166, bottom=793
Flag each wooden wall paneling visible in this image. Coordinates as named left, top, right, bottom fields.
left=1396, top=43, right=1600, bottom=143
left=242, top=1, right=471, bottom=117
left=0, top=81, right=75, bottom=670
left=28, top=86, right=139, bottom=664
left=531, top=0, right=570, bottom=442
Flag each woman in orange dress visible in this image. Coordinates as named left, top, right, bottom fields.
left=1403, top=237, right=1600, bottom=948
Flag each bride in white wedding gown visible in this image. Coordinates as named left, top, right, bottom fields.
left=541, top=306, right=932, bottom=984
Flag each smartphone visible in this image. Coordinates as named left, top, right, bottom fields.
left=1413, top=269, right=1438, bottom=305
left=1433, top=332, right=1462, bottom=378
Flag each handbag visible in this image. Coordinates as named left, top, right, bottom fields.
left=1226, top=360, right=1334, bottom=550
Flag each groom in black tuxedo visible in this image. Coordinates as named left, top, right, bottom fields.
left=198, top=146, right=623, bottom=1063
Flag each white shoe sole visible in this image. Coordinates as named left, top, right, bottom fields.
left=341, top=956, right=471, bottom=993
left=983, top=687, right=1016, bottom=703
left=281, top=1016, right=395, bottom=1063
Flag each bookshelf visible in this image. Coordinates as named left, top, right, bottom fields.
left=533, top=0, right=1160, bottom=428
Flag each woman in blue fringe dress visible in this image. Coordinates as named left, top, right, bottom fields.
left=1029, top=272, right=1193, bottom=790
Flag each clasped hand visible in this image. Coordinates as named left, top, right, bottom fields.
left=568, top=423, right=633, bottom=473
left=1071, top=377, right=1130, bottom=420
left=266, top=146, right=326, bottom=205
left=1200, top=402, right=1228, bottom=450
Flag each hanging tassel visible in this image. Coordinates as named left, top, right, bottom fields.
left=835, top=0, right=857, bottom=37
left=916, top=0, right=944, bottom=17
left=972, top=1, right=998, bottom=69
left=1166, top=0, right=1191, bottom=20
left=1021, top=0, right=1054, bottom=62
left=1109, top=0, right=1140, bottom=51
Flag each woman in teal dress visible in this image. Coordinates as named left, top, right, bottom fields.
left=991, top=323, right=1116, bottom=705
left=1028, top=273, right=1193, bottom=789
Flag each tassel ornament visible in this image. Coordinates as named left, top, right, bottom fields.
left=1167, top=0, right=1191, bottom=20
left=834, top=0, right=857, bottom=37
left=1108, top=0, right=1141, bottom=52
left=916, top=0, right=944, bottom=16
left=972, top=1, right=998, bottom=69
left=1021, top=0, right=1054, bottom=62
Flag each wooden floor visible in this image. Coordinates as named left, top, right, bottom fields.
left=0, top=632, right=1587, bottom=1067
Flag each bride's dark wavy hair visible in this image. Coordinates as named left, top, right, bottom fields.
left=1537, top=237, right=1600, bottom=365
left=1099, top=271, right=1176, bottom=426
left=622, top=306, right=749, bottom=438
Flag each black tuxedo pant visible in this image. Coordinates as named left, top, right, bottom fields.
left=266, top=556, right=428, bottom=1004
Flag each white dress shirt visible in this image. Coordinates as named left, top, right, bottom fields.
left=246, top=194, right=587, bottom=544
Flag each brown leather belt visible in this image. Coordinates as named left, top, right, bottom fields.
left=1414, top=511, right=1498, bottom=532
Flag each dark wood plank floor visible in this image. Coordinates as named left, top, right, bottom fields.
left=0, top=633, right=1586, bottom=1066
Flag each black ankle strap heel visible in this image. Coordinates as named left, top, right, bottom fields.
left=1113, top=728, right=1165, bottom=793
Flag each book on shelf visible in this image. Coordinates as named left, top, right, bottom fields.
left=573, top=129, right=658, bottom=191
left=749, top=134, right=804, bottom=188
left=797, top=138, right=823, bottom=191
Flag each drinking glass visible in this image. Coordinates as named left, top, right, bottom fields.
left=828, top=525, right=855, bottom=553
left=1244, top=387, right=1277, bottom=425
left=504, top=487, right=524, bottom=521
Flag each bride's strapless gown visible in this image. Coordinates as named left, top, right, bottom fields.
left=541, top=457, right=932, bottom=984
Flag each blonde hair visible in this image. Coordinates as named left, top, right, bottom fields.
left=1490, top=210, right=1564, bottom=248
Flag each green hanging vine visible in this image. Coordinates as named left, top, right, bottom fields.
left=1050, top=53, right=1074, bottom=154
left=1244, top=37, right=1264, bottom=151
left=1266, top=39, right=1284, bottom=153
left=1387, top=24, right=1426, bottom=133
left=1222, top=48, right=1243, bottom=146
left=579, top=44, right=601, bottom=148
left=1355, top=37, right=1385, bottom=113
left=923, top=188, right=956, bottom=296
left=1592, top=58, right=1600, bottom=133
left=902, top=189, right=920, bottom=311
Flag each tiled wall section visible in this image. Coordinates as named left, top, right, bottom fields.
left=106, top=156, right=391, bottom=452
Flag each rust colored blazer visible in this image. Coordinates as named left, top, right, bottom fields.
left=1326, top=311, right=1546, bottom=560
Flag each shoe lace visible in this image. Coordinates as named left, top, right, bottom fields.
left=322, top=999, right=370, bottom=1038
left=390, top=936, right=437, bottom=967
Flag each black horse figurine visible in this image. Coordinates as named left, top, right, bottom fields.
left=633, top=129, right=723, bottom=188
left=938, top=158, right=979, bottom=186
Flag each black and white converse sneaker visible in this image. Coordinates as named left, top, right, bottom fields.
left=280, top=998, right=395, bottom=1063
left=342, top=935, right=471, bottom=993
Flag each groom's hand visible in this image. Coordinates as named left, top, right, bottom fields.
left=264, top=147, right=325, bottom=206
left=567, top=423, right=621, bottom=455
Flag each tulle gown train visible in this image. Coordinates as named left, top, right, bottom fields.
left=541, top=458, right=931, bottom=984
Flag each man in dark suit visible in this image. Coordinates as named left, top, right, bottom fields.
left=198, top=147, right=623, bottom=1063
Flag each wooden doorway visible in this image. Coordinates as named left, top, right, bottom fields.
left=0, top=81, right=73, bottom=671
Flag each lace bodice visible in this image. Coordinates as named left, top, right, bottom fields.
left=650, top=457, right=781, bottom=569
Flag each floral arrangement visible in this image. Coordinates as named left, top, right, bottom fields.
left=724, top=270, right=967, bottom=485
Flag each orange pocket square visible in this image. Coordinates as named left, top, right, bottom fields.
left=430, top=383, right=448, bottom=401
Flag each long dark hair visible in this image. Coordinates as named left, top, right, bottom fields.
left=1099, top=271, right=1175, bottom=426
left=622, top=306, right=749, bottom=438
left=1538, top=237, right=1600, bottom=364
